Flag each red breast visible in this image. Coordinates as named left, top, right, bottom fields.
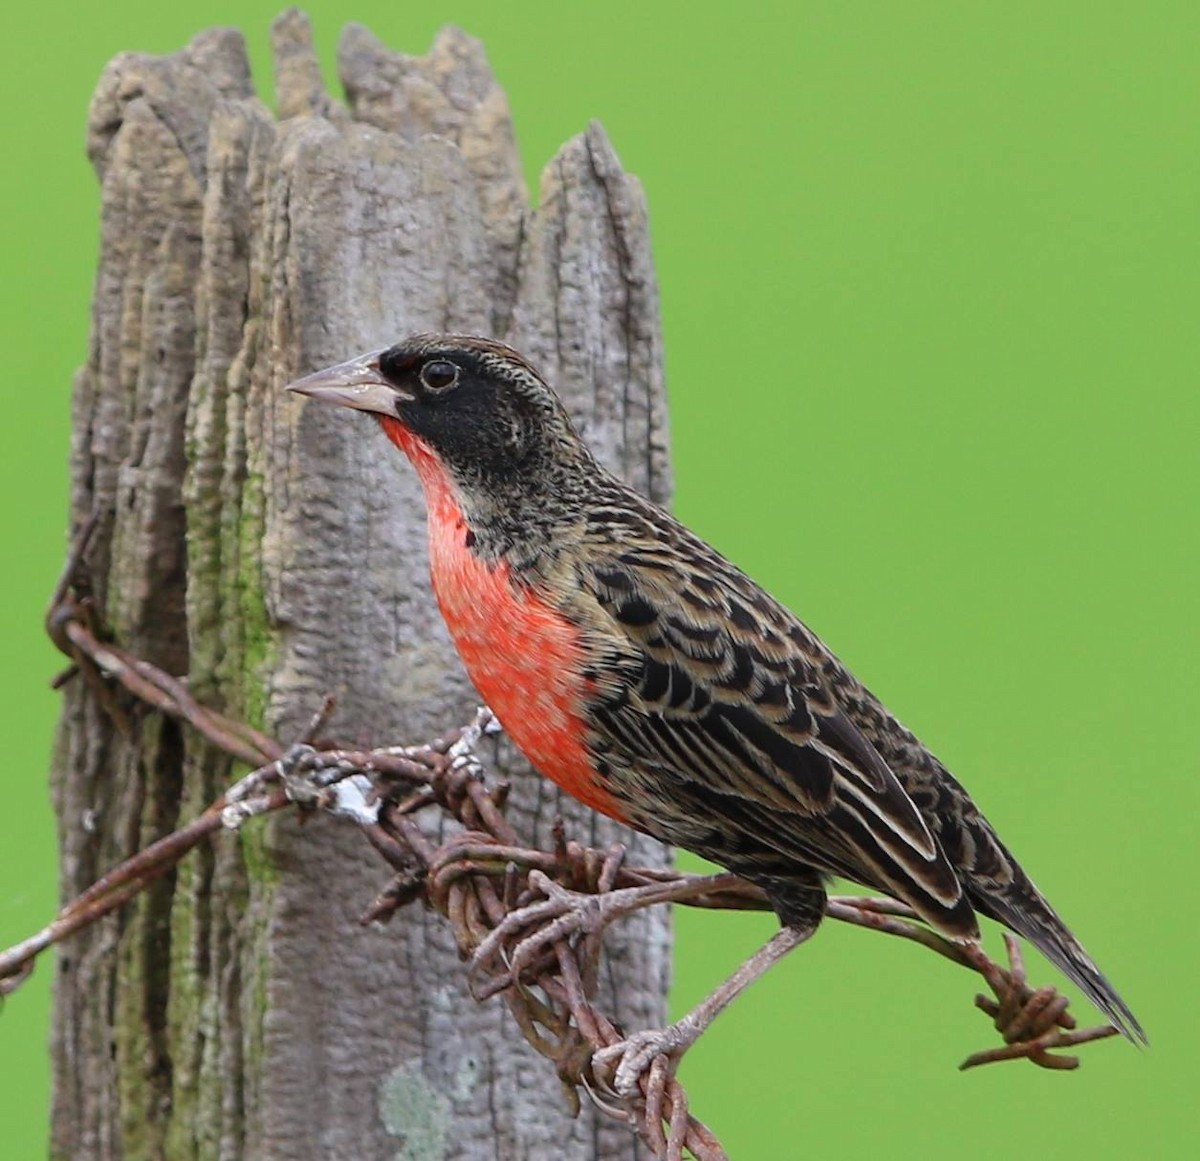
left=379, top=416, right=628, bottom=823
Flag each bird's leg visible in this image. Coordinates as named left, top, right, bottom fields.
left=593, top=923, right=814, bottom=1098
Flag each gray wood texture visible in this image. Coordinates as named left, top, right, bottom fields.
left=51, top=12, right=673, bottom=1159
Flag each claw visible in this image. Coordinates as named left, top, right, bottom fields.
left=469, top=876, right=573, bottom=990
left=594, top=1027, right=694, bottom=1097
left=508, top=896, right=599, bottom=983
left=579, top=1072, right=635, bottom=1122
left=469, top=871, right=688, bottom=999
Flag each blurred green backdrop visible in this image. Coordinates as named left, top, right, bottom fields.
left=2, top=2, right=1196, bottom=1157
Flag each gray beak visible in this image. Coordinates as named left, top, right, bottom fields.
left=285, top=348, right=409, bottom=415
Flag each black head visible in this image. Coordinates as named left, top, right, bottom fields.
left=287, top=334, right=592, bottom=490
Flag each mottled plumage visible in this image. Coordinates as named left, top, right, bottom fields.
left=289, top=333, right=1143, bottom=1043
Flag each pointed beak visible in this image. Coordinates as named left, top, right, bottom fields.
left=285, top=348, right=409, bottom=415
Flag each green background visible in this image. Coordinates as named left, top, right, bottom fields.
left=2, top=2, right=1196, bottom=1157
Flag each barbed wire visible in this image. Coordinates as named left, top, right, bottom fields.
left=0, top=528, right=1118, bottom=1159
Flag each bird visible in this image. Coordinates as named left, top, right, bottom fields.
left=287, top=333, right=1144, bottom=1083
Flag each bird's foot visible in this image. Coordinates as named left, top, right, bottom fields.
left=575, top=1042, right=721, bottom=1161
left=470, top=867, right=669, bottom=998
left=960, top=933, right=1119, bottom=1070
left=594, top=923, right=812, bottom=1106
left=592, top=1018, right=703, bottom=1098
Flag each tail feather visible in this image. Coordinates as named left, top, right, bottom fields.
left=972, top=886, right=1146, bottom=1045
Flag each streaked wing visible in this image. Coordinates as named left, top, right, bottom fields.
left=576, top=516, right=978, bottom=938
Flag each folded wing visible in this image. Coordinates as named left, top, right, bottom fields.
left=578, top=536, right=978, bottom=939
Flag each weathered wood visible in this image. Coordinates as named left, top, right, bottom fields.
left=51, top=12, right=672, bottom=1160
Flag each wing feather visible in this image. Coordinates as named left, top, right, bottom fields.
left=579, top=544, right=977, bottom=937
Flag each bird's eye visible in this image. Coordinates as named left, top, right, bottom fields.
left=420, top=360, right=459, bottom=392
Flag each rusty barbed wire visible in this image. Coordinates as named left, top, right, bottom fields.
left=0, top=540, right=1119, bottom=1160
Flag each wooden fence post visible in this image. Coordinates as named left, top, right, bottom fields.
left=50, top=12, right=672, bottom=1158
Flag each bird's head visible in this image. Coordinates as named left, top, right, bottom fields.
left=287, top=334, right=592, bottom=498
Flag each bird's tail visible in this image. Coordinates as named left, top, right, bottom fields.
left=970, top=876, right=1146, bottom=1044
